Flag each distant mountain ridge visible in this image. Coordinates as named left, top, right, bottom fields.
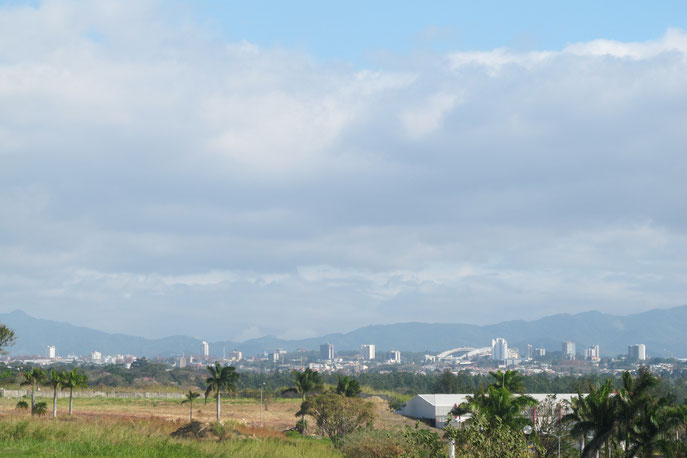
left=1, top=306, right=686, bottom=358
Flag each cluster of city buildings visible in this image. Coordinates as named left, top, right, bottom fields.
left=488, top=338, right=647, bottom=364
left=4, top=337, right=651, bottom=377
left=418, top=337, right=653, bottom=377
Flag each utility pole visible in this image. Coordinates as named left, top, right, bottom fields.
left=259, top=382, right=265, bottom=428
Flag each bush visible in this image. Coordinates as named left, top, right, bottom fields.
left=210, top=421, right=235, bottom=441
left=295, top=418, right=308, bottom=434
left=341, top=425, right=444, bottom=458
left=15, top=400, right=29, bottom=410
left=341, top=429, right=407, bottom=457
left=297, top=392, right=376, bottom=447
left=170, top=421, right=209, bottom=439
left=33, top=402, right=48, bottom=416
left=387, top=395, right=406, bottom=412
left=444, top=412, right=533, bottom=458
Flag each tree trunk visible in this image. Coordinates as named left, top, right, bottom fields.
left=69, top=388, right=73, bottom=415
left=53, top=387, right=58, bottom=418
left=31, top=385, right=35, bottom=415
left=216, top=391, right=221, bottom=421
left=190, top=401, right=193, bottom=422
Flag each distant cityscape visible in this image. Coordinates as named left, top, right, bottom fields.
left=3, top=336, right=662, bottom=378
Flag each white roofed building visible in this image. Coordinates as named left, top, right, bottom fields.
left=398, top=393, right=581, bottom=429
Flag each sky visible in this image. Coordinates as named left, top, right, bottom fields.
left=2, top=0, right=687, bottom=341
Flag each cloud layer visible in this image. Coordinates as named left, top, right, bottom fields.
left=2, top=1, right=687, bottom=341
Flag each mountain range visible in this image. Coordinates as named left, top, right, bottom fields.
left=1, top=306, right=686, bottom=358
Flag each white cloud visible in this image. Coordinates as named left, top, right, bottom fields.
left=1, top=2, right=687, bottom=340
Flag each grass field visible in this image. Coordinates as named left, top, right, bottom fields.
left=0, top=415, right=341, bottom=457
left=0, top=394, right=423, bottom=456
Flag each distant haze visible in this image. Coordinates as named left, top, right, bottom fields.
left=3, top=306, right=687, bottom=358
left=2, top=2, right=687, bottom=341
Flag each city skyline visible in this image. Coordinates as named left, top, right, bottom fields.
left=3, top=1, right=687, bottom=341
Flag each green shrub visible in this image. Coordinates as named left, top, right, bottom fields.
left=387, top=395, right=407, bottom=411
left=295, top=418, right=308, bottom=434
left=340, top=429, right=407, bottom=457
left=15, top=400, right=29, bottom=410
left=33, top=401, right=48, bottom=416
left=210, top=421, right=234, bottom=441
left=341, top=425, right=444, bottom=458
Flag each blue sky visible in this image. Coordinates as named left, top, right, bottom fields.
left=1, top=0, right=687, bottom=342
left=190, top=1, right=687, bottom=61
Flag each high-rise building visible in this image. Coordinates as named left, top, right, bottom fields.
left=491, top=338, right=508, bottom=361
left=201, top=341, right=210, bottom=358
left=320, top=343, right=335, bottom=360
left=585, top=345, right=600, bottom=361
left=91, top=351, right=102, bottom=363
left=178, top=356, right=187, bottom=368
left=361, top=344, right=376, bottom=360
left=230, top=350, right=242, bottom=361
left=387, top=350, right=401, bottom=363
left=562, top=341, right=576, bottom=360
left=526, top=344, right=533, bottom=360
left=272, top=348, right=287, bottom=363
left=628, top=344, right=647, bottom=361
left=534, top=347, right=546, bottom=357
left=46, top=345, right=56, bottom=359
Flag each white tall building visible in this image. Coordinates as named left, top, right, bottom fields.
left=361, top=344, right=376, bottom=360
left=90, top=351, right=102, bottom=363
left=201, top=341, right=210, bottom=358
left=320, top=343, right=335, bottom=360
left=230, top=350, right=242, bottom=361
left=387, top=350, right=401, bottom=364
left=272, top=348, right=287, bottom=363
left=491, top=338, right=508, bottom=361
left=628, top=344, right=647, bottom=361
left=562, top=341, right=576, bottom=360
left=46, top=345, right=56, bottom=359
left=585, top=345, right=600, bottom=361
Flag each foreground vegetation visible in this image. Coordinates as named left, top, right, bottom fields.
left=0, top=415, right=340, bottom=457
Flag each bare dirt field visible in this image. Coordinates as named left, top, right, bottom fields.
left=0, top=393, right=422, bottom=432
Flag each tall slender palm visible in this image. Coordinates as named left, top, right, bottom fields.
left=613, top=368, right=657, bottom=447
left=46, top=369, right=64, bottom=418
left=563, top=379, right=617, bottom=458
left=20, top=367, right=46, bottom=415
left=61, top=368, right=88, bottom=415
left=204, top=363, right=239, bottom=421
left=181, top=390, right=201, bottom=422
left=292, top=368, right=324, bottom=424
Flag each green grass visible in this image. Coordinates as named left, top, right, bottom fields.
left=0, top=417, right=341, bottom=457
left=359, top=387, right=414, bottom=402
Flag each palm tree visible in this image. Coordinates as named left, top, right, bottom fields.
left=181, top=390, right=201, bottom=422
left=46, top=369, right=64, bottom=418
left=293, top=368, right=324, bottom=400
left=61, top=368, right=88, bottom=415
left=625, top=402, right=687, bottom=457
left=335, top=375, right=361, bottom=397
left=466, top=384, right=537, bottom=430
left=489, top=369, right=525, bottom=394
left=292, top=368, right=324, bottom=424
left=615, top=368, right=658, bottom=450
left=20, top=367, right=46, bottom=415
left=563, top=379, right=617, bottom=458
left=204, top=363, right=239, bottom=421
